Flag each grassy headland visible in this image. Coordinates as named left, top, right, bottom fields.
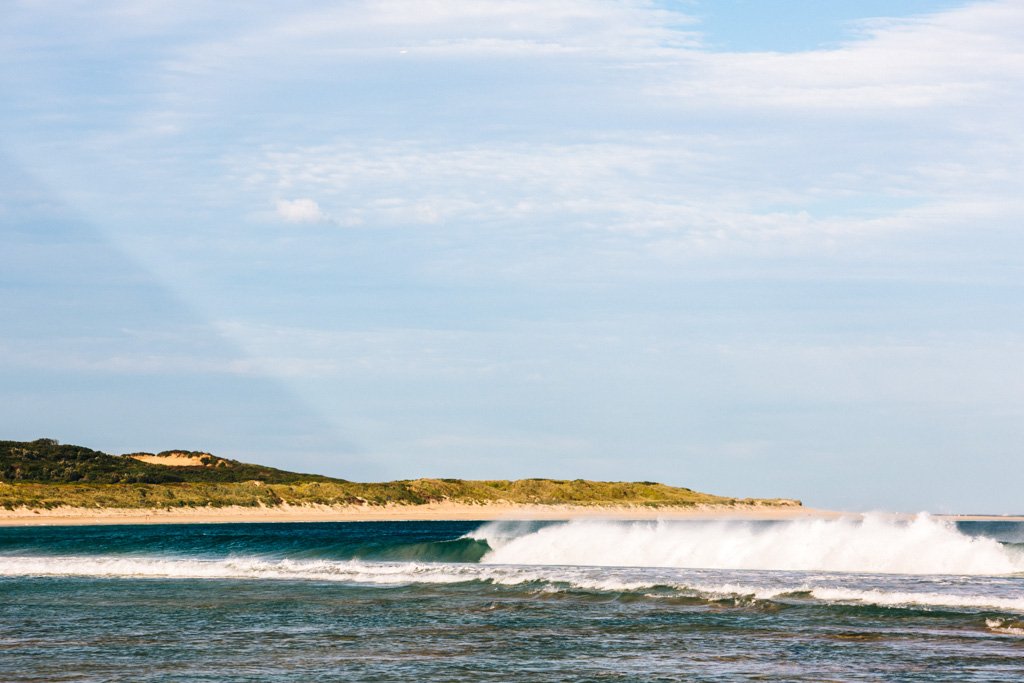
left=0, top=439, right=799, bottom=511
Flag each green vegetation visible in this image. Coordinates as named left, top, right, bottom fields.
left=0, top=439, right=335, bottom=485
left=0, top=439, right=800, bottom=510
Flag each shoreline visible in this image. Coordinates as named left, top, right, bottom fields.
left=0, top=502, right=834, bottom=526
left=1, top=503, right=1018, bottom=527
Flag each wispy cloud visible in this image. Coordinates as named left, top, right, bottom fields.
left=229, top=131, right=1022, bottom=263
left=9, top=1, right=1022, bottom=260
left=275, top=197, right=325, bottom=223
left=660, top=5, right=1024, bottom=110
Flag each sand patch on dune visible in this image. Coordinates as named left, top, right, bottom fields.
left=127, top=453, right=215, bottom=467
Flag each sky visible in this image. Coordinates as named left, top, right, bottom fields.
left=2, top=1, right=1023, bottom=512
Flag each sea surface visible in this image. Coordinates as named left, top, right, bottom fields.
left=1, top=515, right=1023, bottom=681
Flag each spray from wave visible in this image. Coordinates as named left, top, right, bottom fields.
left=470, top=514, right=1024, bottom=575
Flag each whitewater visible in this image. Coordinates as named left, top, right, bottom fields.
left=472, top=513, right=1024, bottom=575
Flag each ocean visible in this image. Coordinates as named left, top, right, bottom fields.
left=1, top=515, right=1022, bottom=681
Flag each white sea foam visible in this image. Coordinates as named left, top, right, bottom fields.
left=986, top=618, right=1024, bottom=635
left=807, top=587, right=1024, bottom=612
left=0, top=556, right=476, bottom=584
left=3, top=555, right=1022, bottom=613
left=660, top=582, right=1024, bottom=612
left=471, top=514, right=1024, bottom=576
left=0, top=555, right=615, bottom=588
left=0, top=555, right=672, bottom=592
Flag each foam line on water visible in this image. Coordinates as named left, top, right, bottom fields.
left=470, top=514, right=1024, bottom=575
left=670, top=582, right=1024, bottom=612
left=3, top=555, right=1023, bottom=613
left=806, top=587, right=1024, bottom=612
left=0, top=556, right=476, bottom=584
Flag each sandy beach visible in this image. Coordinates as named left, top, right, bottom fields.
left=0, top=502, right=855, bottom=526
left=1, top=502, right=1014, bottom=526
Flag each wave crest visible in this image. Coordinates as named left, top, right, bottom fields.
left=472, top=514, right=1024, bottom=575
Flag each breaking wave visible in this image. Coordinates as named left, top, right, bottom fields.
left=471, top=514, right=1024, bottom=575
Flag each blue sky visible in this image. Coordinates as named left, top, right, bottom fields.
left=2, top=1, right=1023, bottom=512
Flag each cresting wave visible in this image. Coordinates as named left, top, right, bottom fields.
left=471, top=514, right=1024, bottom=575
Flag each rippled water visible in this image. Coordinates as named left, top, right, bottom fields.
left=1, top=517, right=1022, bottom=681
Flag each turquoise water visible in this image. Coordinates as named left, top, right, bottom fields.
left=1, top=517, right=1023, bottom=681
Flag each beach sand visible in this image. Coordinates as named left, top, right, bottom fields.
left=0, top=503, right=1015, bottom=526
left=0, top=502, right=849, bottom=526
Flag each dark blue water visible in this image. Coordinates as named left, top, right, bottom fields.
left=1, top=518, right=1022, bottom=681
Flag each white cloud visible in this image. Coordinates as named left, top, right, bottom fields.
left=646, top=2, right=1024, bottom=111
left=158, top=0, right=699, bottom=73
left=275, top=197, right=325, bottom=223
left=92, top=0, right=1024, bottom=136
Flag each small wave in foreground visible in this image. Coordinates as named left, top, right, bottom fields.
left=2, top=555, right=1023, bottom=613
